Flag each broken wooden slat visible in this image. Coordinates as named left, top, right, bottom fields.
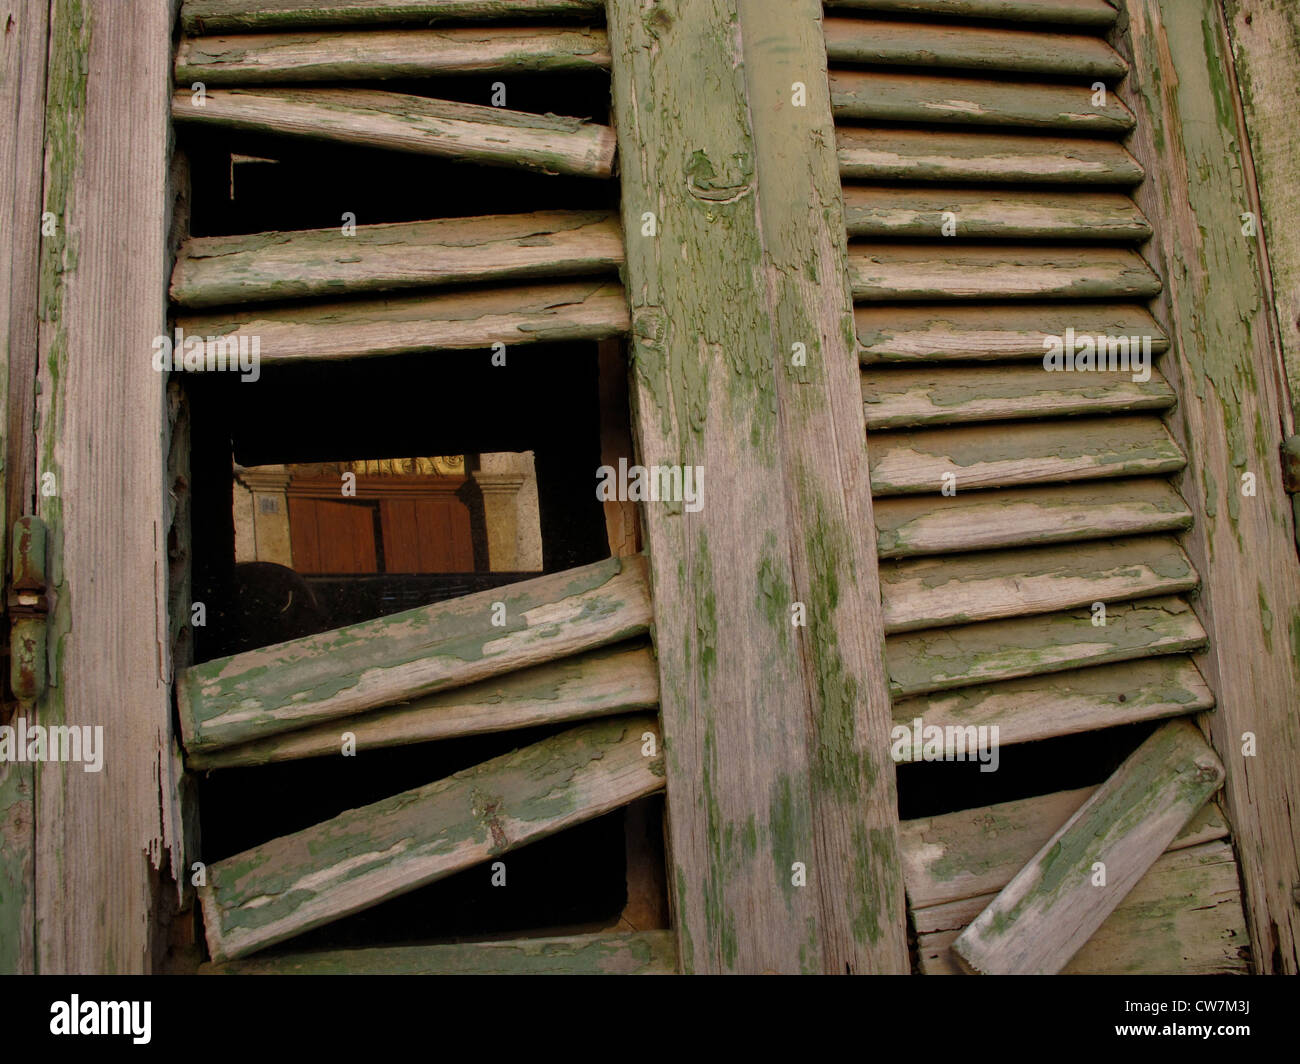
left=902, top=787, right=1228, bottom=912
left=843, top=187, right=1150, bottom=241
left=822, top=0, right=1119, bottom=27
left=176, top=27, right=610, bottom=84
left=181, top=0, right=606, bottom=33
left=886, top=595, right=1207, bottom=698
left=174, top=280, right=629, bottom=364
left=951, top=719, right=1225, bottom=974
left=875, top=478, right=1192, bottom=558
left=178, top=554, right=651, bottom=754
left=838, top=128, right=1144, bottom=186
left=823, top=19, right=1126, bottom=78
left=849, top=245, right=1161, bottom=302
left=857, top=303, right=1168, bottom=363
left=199, top=931, right=677, bottom=974
left=862, top=366, right=1173, bottom=430
left=171, top=88, right=616, bottom=178
left=199, top=714, right=664, bottom=961
left=170, top=210, right=623, bottom=308
left=830, top=71, right=1135, bottom=133
left=868, top=416, right=1185, bottom=496
left=891, top=655, right=1214, bottom=754
left=880, top=535, right=1198, bottom=634
left=187, top=643, right=658, bottom=769
left=918, top=842, right=1249, bottom=974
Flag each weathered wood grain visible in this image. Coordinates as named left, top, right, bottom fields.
left=838, top=128, right=1144, bottom=185
left=187, top=642, right=658, bottom=768
left=857, top=303, right=1167, bottom=363
left=823, top=18, right=1126, bottom=78
left=862, top=365, right=1173, bottom=429
left=843, top=187, right=1150, bottom=241
left=823, top=0, right=1119, bottom=25
left=174, top=280, right=629, bottom=363
left=199, top=931, right=678, bottom=974
left=171, top=88, right=616, bottom=178
left=902, top=787, right=1228, bottom=912
left=952, top=719, right=1224, bottom=974
left=919, top=842, right=1249, bottom=975
left=1120, top=0, right=1300, bottom=972
left=199, top=715, right=664, bottom=961
left=181, top=0, right=606, bottom=33
left=875, top=478, right=1192, bottom=558
left=177, top=27, right=611, bottom=84
left=880, top=535, right=1198, bottom=633
left=170, top=209, right=623, bottom=308
left=868, top=416, right=1185, bottom=496
left=830, top=70, right=1135, bottom=132
left=886, top=595, right=1208, bottom=698
left=0, top=0, right=48, bottom=975
left=179, top=554, right=651, bottom=753
left=32, top=0, right=179, bottom=973
left=892, top=655, right=1214, bottom=754
left=606, top=0, right=909, bottom=973
left=849, top=245, right=1161, bottom=302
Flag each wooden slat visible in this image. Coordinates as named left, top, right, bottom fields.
left=181, top=0, right=606, bottom=33
left=875, top=478, right=1192, bottom=558
left=862, top=365, right=1173, bottom=430
left=1123, top=0, right=1300, bottom=972
left=918, top=842, right=1249, bottom=974
left=171, top=88, right=615, bottom=178
left=199, top=715, right=664, bottom=961
left=199, top=931, right=678, bottom=974
left=843, top=187, right=1150, bottom=241
left=857, top=304, right=1168, bottom=363
left=886, top=595, right=1208, bottom=698
left=868, top=416, right=1185, bottom=496
left=607, top=0, right=909, bottom=974
left=823, top=19, right=1126, bottom=78
left=880, top=535, right=1198, bottom=633
left=178, top=554, right=651, bottom=754
left=170, top=210, right=623, bottom=308
left=952, top=719, right=1224, bottom=974
left=838, top=128, right=1144, bottom=185
left=892, top=655, right=1214, bottom=753
left=822, top=0, right=1120, bottom=26
left=830, top=71, right=1135, bottom=133
left=176, top=27, right=611, bottom=84
left=187, top=643, right=658, bottom=769
left=849, top=245, right=1161, bottom=302
left=902, top=787, right=1229, bottom=912
left=174, top=280, right=629, bottom=364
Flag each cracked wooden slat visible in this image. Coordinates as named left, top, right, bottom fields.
left=181, top=0, right=606, bottom=33
left=199, top=715, right=664, bottom=961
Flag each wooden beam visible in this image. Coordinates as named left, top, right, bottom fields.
left=951, top=719, right=1224, bottom=974
left=186, top=642, right=657, bottom=768
left=182, top=0, right=606, bottom=33
left=1120, top=0, right=1300, bottom=972
left=170, top=210, right=623, bottom=308
left=176, top=27, right=611, bottom=84
left=175, top=280, right=629, bottom=364
left=32, top=0, right=179, bottom=973
left=838, top=128, right=1145, bottom=185
left=179, top=553, right=651, bottom=754
left=822, top=0, right=1119, bottom=26
left=199, top=715, right=664, bottom=961
left=171, top=88, right=616, bottom=178
left=606, top=0, right=909, bottom=973
left=199, top=931, right=677, bottom=974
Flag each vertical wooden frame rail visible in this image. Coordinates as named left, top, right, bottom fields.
left=606, top=0, right=908, bottom=973
left=28, top=0, right=181, bottom=972
left=1118, top=0, right=1300, bottom=973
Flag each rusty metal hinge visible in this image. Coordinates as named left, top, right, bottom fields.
left=8, top=515, right=48, bottom=703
